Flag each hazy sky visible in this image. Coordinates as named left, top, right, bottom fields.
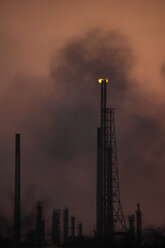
left=0, top=0, right=165, bottom=235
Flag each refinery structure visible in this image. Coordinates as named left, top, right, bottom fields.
left=96, top=78, right=126, bottom=238
left=3, top=78, right=147, bottom=247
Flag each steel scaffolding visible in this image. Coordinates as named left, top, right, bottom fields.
left=96, top=80, right=126, bottom=239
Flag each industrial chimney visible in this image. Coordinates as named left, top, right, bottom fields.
left=14, top=133, right=21, bottom=244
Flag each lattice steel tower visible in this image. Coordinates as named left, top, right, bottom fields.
left=96, top=79, right=126, bottom=239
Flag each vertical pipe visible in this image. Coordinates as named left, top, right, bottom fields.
left=97, top=80, right=107, bottom=237
left=14, top=133, right=21, bottom=244
left=63, top=207, right=69, bottom=243
left=102, top=81, right=107, bottom=235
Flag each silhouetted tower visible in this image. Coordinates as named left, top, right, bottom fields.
left=71, top=216, right=75, bottom=238
left=136, top=203, right=142, bottom=246
left=36, top=201, right=45, bottom=246
left=14, top=133, right=21, bottom=244
left=96, top=79, right=126, bottom=238
left=52, top=209, right=61, bottom=246
left=63, top=207, right=69, bottom=243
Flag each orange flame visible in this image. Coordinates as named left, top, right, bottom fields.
left=98, top=78, right=109, bottom=84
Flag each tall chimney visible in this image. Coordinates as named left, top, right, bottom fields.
left=14, top=133, right=21, bottom=244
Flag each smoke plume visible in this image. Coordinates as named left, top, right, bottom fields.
left=0, top=29, right=165, bottom=235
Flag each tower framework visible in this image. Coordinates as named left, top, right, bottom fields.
left=97, top=80, right=126, bottom=239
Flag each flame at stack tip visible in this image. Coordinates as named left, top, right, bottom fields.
left=98, top=78, right=109, bottom=84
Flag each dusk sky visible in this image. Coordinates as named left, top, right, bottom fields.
left=0, top=0, right=165, bottom=235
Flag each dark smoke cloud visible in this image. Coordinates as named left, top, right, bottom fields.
left=49, top=29, right=165, bottom=227
left=0, top=29, right=165, bottom=235
left=47, top=30, right=135, bottom=160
